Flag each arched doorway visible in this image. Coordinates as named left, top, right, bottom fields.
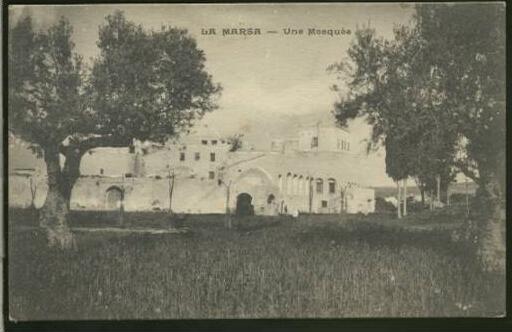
left=236, top=193, right=254, bottom=216
left=105, top=186, right=123, bottom=210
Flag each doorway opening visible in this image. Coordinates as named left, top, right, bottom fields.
left=236, top=193, right=254, bottom=216
left=105, top=186, right=123, bottom=210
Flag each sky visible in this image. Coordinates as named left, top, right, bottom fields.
left=9, top=4, right=417, bottom=186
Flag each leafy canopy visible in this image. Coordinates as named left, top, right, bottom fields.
left=9, top=16, right=84, bottom=153
left=9, top=11, right=221, bottom=155
left=330, top=3, right=504, bottom=189
left=89, top=11, right=221, bottom=145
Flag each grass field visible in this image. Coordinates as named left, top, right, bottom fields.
left=8, top=209, right=505, bottom=320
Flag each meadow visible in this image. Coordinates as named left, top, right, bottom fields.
left=8, top=209, right=505, bottom=320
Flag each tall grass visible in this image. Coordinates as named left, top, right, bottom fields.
left=8, top=214, right=505, bottom=320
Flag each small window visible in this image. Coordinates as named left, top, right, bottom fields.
left=211, top=140, right=218, bottom=145
left=201, top=140, right=208, bottom=145
left=180, top=152, right=185, bottom=161
left=100, top=168, right=104, bottom=175
left=210, top=153, right=216, bottom=162
left=195, top=152, right=200, bottom=161
left=329, top=179, right=336, bottom=194
left=316, top=179, right=323, bottom=194
left=321, top=200, right=328, bottom=208
left=208, top=171, right=215, bottom=180
left=312, top=136, right=318, bottom=148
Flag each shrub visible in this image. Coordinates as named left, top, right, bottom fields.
left=375, top=197, right=395, bottom=213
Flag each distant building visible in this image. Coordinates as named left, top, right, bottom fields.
left=9, top=123, right=375, bottom=215
left=271, top=122, right=353, bottom=154
left=221, top=150, right=375, bottom=215
left=163, top=127, right=231, bottom=181
left=297, top=123, right=352, bottom=153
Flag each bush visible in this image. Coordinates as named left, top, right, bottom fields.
left=406, top=198, right=426, bottom=213
left=375, top=197, right=395, bottom=213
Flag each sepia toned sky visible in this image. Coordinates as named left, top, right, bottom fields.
left=10, top=4, right=417, bottom=186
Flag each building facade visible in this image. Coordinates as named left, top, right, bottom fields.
left=9, top=124, right=375, bottom=216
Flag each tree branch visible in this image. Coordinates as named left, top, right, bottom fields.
left=78, top=135, right=132, bottom=153
left=59, top=134, right=132, bottom=156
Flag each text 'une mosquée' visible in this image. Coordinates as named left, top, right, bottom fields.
left=201, top=27, right=352, bottom=37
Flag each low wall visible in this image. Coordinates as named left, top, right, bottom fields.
left=9, top=175, right=227, bottom=213
left=9, top=174, right=375, bottom=215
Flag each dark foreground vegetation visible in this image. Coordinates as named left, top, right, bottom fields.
left=8, top=209, right=505, bottom=319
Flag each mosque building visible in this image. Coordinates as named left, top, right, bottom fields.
left=9, top=123, right=376, bottom=216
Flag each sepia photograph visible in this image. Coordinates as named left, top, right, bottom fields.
left=5, top=2, right=506, bottom=322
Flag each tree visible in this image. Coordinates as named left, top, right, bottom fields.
left=9, top=12, right=221, bottom=248
left=415, top=3, right=505, bottom=271
left=227, top=133, right=244, bottom=152
left=9, top=16, right=84, bottom=248
left=330, top=24, right=458, bottom=218
left=331, top=3, right=505, bottom=271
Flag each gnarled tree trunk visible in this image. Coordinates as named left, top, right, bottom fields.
left=477, top=171, right=505, bottom=273
left=40, top=147, right=81, bottom=249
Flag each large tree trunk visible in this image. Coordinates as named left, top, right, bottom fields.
left=477, top=171, right=505, bottom=273
left=40, top=147, right=80, bottom=249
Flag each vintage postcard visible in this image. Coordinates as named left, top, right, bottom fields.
left=5, top=2, right=506, bottom=322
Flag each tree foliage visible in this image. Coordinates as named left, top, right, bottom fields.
left=331, top=4, right=504, bottom=194
left=9, top=15, right=84, bottom=156
left=331, top=3, right=505, bottom=270
left=415, top=4, right=506, bottom=188
left=227, top=133, right=244, bottom=152
left=331, top=23, right=458, bottom=189
left=89, top=11, right=221, bottom=145
left=8, top=11, right=221, bottom=246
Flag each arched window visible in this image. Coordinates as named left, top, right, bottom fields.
left=286, top=172, right=292, bottom=195
left=278, top=174, right=283, bottom=191
left=298, top=175, right=304, bottom=195
left=292, top=174, right=298, bottom=195
left=328, top=178, right=336, bottom=194
left=316, top=178, right=324, bottom=194
left=267, top=194, right=276, bottom=204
